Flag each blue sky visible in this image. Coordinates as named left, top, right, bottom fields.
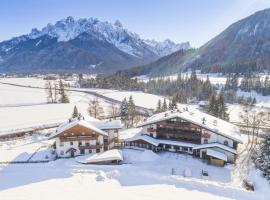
left=1, top=0, right=270, bottom=47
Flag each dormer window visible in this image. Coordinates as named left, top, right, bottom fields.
left=224, top=140, right=228, bottom=146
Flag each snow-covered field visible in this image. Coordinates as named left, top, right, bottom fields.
left=0, top=79, right=114, bottom=133
left=0, top=135, right=54, bottom=162
left=0, top=144, right=269, bottom=200
left=0, top=78, right=167, bottom=133
left=0, top=77, right=270, bottom=199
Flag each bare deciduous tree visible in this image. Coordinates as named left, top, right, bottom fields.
left=88, top=97, right=104, bottom=119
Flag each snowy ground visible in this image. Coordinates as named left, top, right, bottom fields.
left=0, top=134, right=55, bottom=162
left=0, top=80, right=114, bottom=133
left=0, top=146, right=269, bottom=200
left=0, top=77, right=269, bottom=199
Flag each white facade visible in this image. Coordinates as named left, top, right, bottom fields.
left=50, top=118, right=122, bottom=158
left=125, top=112, right=242, bottom=164
left=55, top=135, right=104, bottom=158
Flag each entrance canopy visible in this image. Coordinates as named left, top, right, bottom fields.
left=76, top=149, right=123, bottom=164
left=206, top=149, right=227, bottom=161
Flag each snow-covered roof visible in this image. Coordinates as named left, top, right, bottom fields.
left=207, top=149, right=227, bottom=161
left=126, top=134, right=198, bottom=148
left=193, top=143, right=237, bottom=154
left=93, top=119, right=122, bottom=130
left=119, top=128, right=142, bottom=141
left=124, top=132, right=237, bottom=154
left=138, top=107, right=243, bottom=143
left=49, top=118, right=108, bottom=139
left=76, top=149, right=123, bottom=164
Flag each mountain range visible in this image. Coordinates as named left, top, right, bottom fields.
left=119, top=8, right=270, bottom=77
left=0, top=17, right=190, bottom=73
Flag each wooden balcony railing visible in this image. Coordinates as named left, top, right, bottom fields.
left=79, top=144, right=103, bottom=150
left=147, top=128, right=156, bottom=132
left=60, top=135, right=97, bottom=142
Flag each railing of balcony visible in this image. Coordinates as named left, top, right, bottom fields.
left=60, top=135, right=97, bottom=142
left=79, top=144, right=103, bottom=150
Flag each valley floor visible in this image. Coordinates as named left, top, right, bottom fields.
left=0, top=148, right=267, bottom=200
left=0, top=133, right=269, bottom=200
left=0, top=77, right=269, bottom=199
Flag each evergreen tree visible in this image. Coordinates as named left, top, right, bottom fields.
left=256, top=134, right=270, bottom=181
left=155, top=99, right=162, bottom=113
left=127, top=95, right=136, bottom=127
left=172, top=97, right=178, bottom=110
left=120, top=98, right=129, bottom=126
left=208, top=95, right=219, bottom=117
left=72, top=106, right=79, bottom=118
left=217, top=93, right=229, bottom=121
left=169, top=98, right=178, bottom=110
left=59, top=80, right=70, bottom=103
left=162, top=98, right=168, bottom=111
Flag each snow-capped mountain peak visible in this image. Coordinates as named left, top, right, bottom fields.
left=26, top=16, right=190, bottom=57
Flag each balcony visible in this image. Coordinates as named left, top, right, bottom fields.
left=104, top=138, right=114, bottom=145
left=156, top=128, right=201, bottom=144
left=60, top=135, right=97, bottom=142
left=147, top=128, right=156, bottom=132
left=79, top=144, right=103, bottom=150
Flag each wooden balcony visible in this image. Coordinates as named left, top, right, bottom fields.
left=156, top=128, right=201, bottom=144
left=79, top=144, right=103, bottom=150
left=60, top=135, right=97, bottom=142
left=104, top=138, right=114, bottom=145
left=147, top=128, right=156, bottom=132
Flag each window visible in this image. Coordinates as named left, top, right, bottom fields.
left=78, top=141, right=82, bottom=146
left=60, top=142, right=64, bottom=147
left=86, top=142, right=90, bottom=146
left=60, top=151, right=64, bottom=155
left=203, top=139, right=208, bottom=144
left=224, top=140, right=228, bottom=146
left=70, top=141, right=73, bottom=145
left=80, top=149, right=85, bottom=154
left=96, top=149, right=100, bottom=153
left=165, top=144, right=171, bottom=149
left=182, top=147, right=188, bottom=152
left=174, top=146, right=180, bottom=151
left=89, top=150, right=92, bottom=153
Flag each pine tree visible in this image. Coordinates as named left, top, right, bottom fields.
left=155, top=99, right=162, bottom=113
left=120, top=98, right=129, bottom=127
left=88, top=97, right=104, bottom=119
left=217, top=93, right=229, bottom=121
left=208, top=95, right=219, bottom=117
left=72, top=106, right=79, bottom=118
left=162, top=98, right=168, bottom=111
left=256, top=134, right=270, bottom=181
left=171, top=97, right=178, bottom=110
left=59, top=80, right=70, bottom=103
left=127, top=95, right=136, bottom=127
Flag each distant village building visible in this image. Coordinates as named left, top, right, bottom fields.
left=50, top=118, right=122, bottom=158
left=123, top=108, right=243, bottom=166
